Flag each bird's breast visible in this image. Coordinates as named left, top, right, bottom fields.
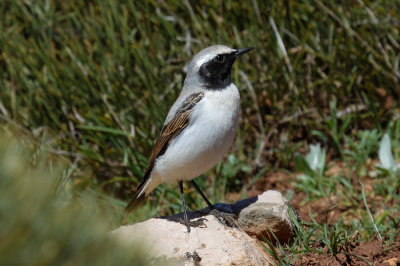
left=195, top=87, right=241, bottom=145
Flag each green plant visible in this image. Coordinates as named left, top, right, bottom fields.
left=344, top=129, right=381, bottom=174
left=0, top=132, right=153, bottom=266
left=373, top=132, right=400, bottom=203
left=294, top=143, right=335, bottom=198
left=324, top=100, right=353, bottom=156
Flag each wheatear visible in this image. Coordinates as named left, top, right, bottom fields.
left=126, top=45, right=254, bottom=232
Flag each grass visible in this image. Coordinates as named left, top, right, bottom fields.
left=0, top=0, right=399, bottom=264
left=264, top=125, right=400, bottom=263
left=0, top=132, right=156, bottom=265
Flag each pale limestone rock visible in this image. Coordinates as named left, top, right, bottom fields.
left=112, top=215, right=272, bottom=265
left=112, top=190, right=293, bottom=265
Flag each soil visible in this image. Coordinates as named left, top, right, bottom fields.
left=242, top=169, right=400, bottom=265
left=294, top=235, right=400, bottom=266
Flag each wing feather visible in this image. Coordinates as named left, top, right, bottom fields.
left=125, top=91, right=204, bottom=213
left=148, top=91, right=204, bottom=171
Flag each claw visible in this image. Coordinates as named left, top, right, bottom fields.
left=209, top=208, right=237, bottom=228
left=178, top=217, right=208, bottom=232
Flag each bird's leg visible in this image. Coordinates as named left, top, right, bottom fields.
left=178, top=181, right=207, bottom=233
left=190, top=180, right=236, bottom=228
left=190, top=180, right=214, bottom=209
left=179, top=181, right=190, bottom=233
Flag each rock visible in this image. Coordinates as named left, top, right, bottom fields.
left=112, top=215, right=273, bottom=265
left=382, top=257, right=398, bottom=266
left=236, top=190, right=294, bottom=243
left=112, top=190, right=293, bottom=265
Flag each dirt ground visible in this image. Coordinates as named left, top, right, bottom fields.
left=243, top=170, right=400, bottom=265
left=294, top=235, right=400, bottom=265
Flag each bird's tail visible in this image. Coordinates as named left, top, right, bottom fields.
left=125, top=172, right=161, bottom=214
left=125, top=188, right=147, bottom=214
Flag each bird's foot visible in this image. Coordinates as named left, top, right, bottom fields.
left=178, top=217, right=208, bottom=233
left=209, top=208, right=237, bottom=228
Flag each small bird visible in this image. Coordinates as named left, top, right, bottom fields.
left=125, top=45, right=254, bottom=232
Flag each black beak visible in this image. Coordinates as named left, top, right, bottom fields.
left=234, top=47, right=254, bottom=58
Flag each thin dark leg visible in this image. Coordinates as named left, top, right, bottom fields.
left=190, top=180, right=214, bottom=210
left=191, top=180, right=237, bottom=229
left=179, top=181, right=191, bottom=233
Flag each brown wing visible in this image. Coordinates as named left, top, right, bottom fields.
left=134, top=91, right=205, bottom=193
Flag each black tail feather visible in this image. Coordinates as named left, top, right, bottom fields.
left=125, top=170, right=152, bottom=214
left=125, top=190, right=146, bottom=214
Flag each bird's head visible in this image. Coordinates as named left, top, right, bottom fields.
left=185, top=45, right=254, bottom=90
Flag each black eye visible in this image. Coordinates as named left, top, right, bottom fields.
left=215, top=55, right=224, bottom=62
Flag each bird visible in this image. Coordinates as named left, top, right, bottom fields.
left=125, top=45, right=254, bottom=232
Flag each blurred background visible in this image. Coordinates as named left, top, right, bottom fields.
left=0, top=1, right=399, bottom=264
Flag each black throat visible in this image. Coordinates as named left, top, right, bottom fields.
left=198, top=52, right=236, bottom=90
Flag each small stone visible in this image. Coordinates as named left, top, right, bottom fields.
left=236, top=190, right=294, bottom=243
left=112, top=216, right=273, bottom=265
left=382, top=257, right=397, bottom=266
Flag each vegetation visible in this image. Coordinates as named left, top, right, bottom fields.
left=0, top=0, right=399, bottom=264
left=0, top=133, right=154, bottom=265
